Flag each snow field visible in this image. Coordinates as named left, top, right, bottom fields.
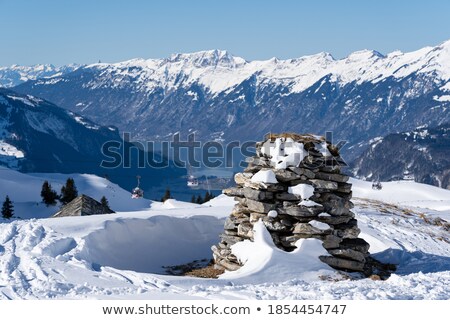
left=0, top=167, right=449, bottom=299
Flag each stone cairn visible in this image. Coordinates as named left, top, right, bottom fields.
left=212, top=133, right=392, bottom=278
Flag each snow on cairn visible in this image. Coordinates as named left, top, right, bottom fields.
left=261, top=136, right=308, bottom=169
left=251, top=169, right=278, bottom=184
left=218, top=133, right=395, bottom=278
left=288, top=184, right=314, bottom=199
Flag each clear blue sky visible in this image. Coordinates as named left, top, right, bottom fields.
left=1, top=0, right=449, bottom=66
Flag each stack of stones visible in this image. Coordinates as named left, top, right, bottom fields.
left=212, top=133, right=388, bottom=277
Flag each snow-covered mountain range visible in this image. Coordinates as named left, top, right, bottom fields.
left=352, top=124, right=450, bottom=189
left=9, top=40, right=450, bottom=162
left=0, top=64, right=80, bottom=88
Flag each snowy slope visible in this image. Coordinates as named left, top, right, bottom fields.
left=0, top=167, right=151, bottom=219
left=0, top=169, right=449, bottom=299
left=351, top=178, right=450, bottom=211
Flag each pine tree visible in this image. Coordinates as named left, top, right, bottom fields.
left=1, top=195, right=14, bottom=219
left=60, top=178, right=78, bottom=205
left=160, top=188, right=171, bottom=202
left=204, top=191, right=212, bottom=203
left=196, top=194, right=203, bottom=204
left=40, top=181, right=59, bottom=206
left=100, top=196, right=111, bottom=213
left=191, top=195, right=196, bottom=203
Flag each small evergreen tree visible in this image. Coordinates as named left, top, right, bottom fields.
left=1, top=195, right=14, bottom=219
left=40, top=181, right=59, bottom=206
left=191, top=195, right=196, bottom=203
left=204, top=191, right=212, bottom=203
left=60, top=178, right=78, bottom=205
left=100, top=196, right=111, bottom=212
left=160, top=188, right=171, bottom=202
left=196, top=194, right=203, bottom=204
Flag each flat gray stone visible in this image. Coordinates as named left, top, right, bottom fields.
left=230, top=205, right=251, bottom=217
left=288, top=167, right=315, bottom=179
left=320, top=193, right=354, bottom=216
left=224, top=229, right=238, bottom=236
left=224, top=217, right=237, bottom=230
left=243, top=188, right=274, bottom=201
left=322, top=235, right=343, bottom=249
left=237, top=222, right=254, bottom=239
left=244, top=198, right=276, bottom=213
left=293, top=223, right=332, bottom=235
left=334, top=226, right=361, bottom=239
left=328, top=248, right=367, bottom=262
left=219, top=234, right=244, bottom=246
left=275, top=192, right=302, bottom=201
left=279, top=235, right=302, bottom=247
left=225, top=187, right=274, bottom=201
left=234, top=172, right=267, bottom=190
left=223, top=187, right=245, bottom=198
left=250, top=212, right=267, bottom=223
left=339, top=238, right=370, bottom=253
left=314, top=171, right=349, bottom=183
left=278, top=206, right=321, bottom=217
left=274, top=169, right=301, bottom=182
left=219, top=248, right=232, bottom=256
left=310, top=179, right=338, bottom=190
left=218, top=242, right=229, bottom=249
left=215, top=258, right=241, bottom=271
left=316, top=215, right=353, bottom=225
left=337, top=182, right=352, bottom=193
left=319, top=255, right=365, bottom=272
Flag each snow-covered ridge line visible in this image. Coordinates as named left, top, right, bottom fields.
left=3, top=40, right=449, bottom=94
left=0, top=64, right=81, bottom=88
left=72, top=39, right=450, bottom=94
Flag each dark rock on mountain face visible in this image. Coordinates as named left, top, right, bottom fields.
left=352, top=124, right=450, bottom=189
left=0, top=88, right=184, bottom=192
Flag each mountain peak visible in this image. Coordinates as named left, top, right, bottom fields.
left=167, top=49, right=246, bottom=67
left=308, top=52, right=335, bottom=61
left=347, top=49, right=384, bottom=61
